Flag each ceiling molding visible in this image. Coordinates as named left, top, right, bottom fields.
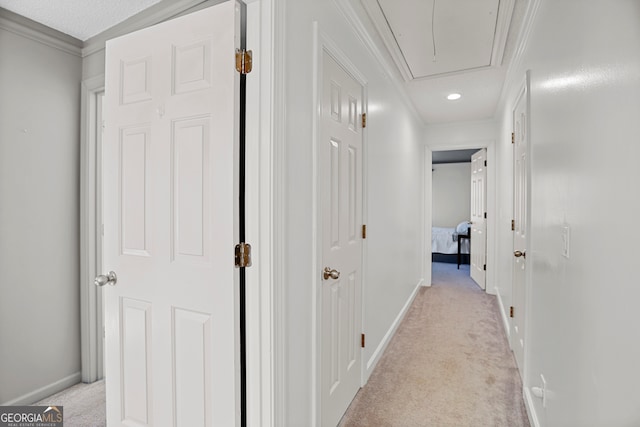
left=332, top=0, right=426, bottom=125
left=81, top=0, right=218, bottom=57
left=0, top=8, right=82, bottom=57
left=496, top=0, right=542, bottom=112
left=408, top=63, right=497, bottom=83
left=360, top=0, right=413, bottom=82
left=490, top=0, right=516, bottom=66
left=363, top=0, right=515, bottom=83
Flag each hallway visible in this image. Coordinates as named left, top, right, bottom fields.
left=339, top=263, right=529, bottom=426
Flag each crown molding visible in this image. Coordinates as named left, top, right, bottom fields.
left=359, top=0, right=413, bottom=82
left=496, top=0, right=542, bottom=110
left=0, top=8, right=82, bottom=57
left=491, top=0, right=516, bottom=67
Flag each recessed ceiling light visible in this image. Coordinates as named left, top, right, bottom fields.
left=447, top=93, right=462, bottom=101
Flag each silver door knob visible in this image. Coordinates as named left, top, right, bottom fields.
left=514, top=250, right=526, bottom=259
left=95, top=271, right=117, bottom=287
left=323, top=267, right=340, bottom=280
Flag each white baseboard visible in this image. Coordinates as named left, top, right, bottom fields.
left=495, top=286, right=511, bottom=340
left=364, top=279, right=423, bottom=381
left=523, top=386, right=541, bottom=427
left=1, top=372, right=82, bottom=406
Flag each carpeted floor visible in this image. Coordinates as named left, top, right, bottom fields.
left=339, top=262, right=530, bottom=427
left=34, top=379, right=105, bottom=427
left=31, top=264, right=528, bottom=427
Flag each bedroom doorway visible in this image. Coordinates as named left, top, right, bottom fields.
left=430, top=148, right=486, bottom=289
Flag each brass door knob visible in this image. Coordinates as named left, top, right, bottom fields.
left=514, top=250, right=526, bottom=259
left=323, top=267, right=340, bottom=280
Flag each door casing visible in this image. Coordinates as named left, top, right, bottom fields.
left=80, top=76, right=105, bottom=383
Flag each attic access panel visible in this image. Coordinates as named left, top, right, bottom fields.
left=376, top=0, right=502, bottom=79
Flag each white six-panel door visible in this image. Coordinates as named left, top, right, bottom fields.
left=103, top=2, right=240, bottom=426
left=320, top=51, right=363, bottom=427
left=512, top=82, right=529, bottom=373
left=470, top=149, right=487, bottom=289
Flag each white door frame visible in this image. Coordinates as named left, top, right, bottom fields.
left=80, top=1, right=281, bottom=425
left=311, top=24, right=369, bottom=426
left=427, top=142, right=497, bottom=294
left=80, top=74, right=105, bottom=383
left=424, top=147, right=433, bottom=287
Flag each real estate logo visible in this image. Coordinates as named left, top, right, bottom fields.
left=0, top=406, right=63, bottom=427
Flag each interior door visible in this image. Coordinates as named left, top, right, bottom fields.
left=320, top=51, right=363, bottom=427
left=512, top=82, right=529, bottom=373
left=102, top=2, right=240, bottom=425
left=470, top=148, right=487, bottom=289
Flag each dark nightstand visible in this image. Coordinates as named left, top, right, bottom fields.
left=457, top=231, right=470, bottom=269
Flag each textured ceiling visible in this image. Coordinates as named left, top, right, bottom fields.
left=0, top=0, right=163, bottom=41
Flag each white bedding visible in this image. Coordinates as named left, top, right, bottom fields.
left=432, top=227, right=470, bottom=255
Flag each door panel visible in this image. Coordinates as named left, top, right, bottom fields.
left=103, top=2, right=239, bottom=426
left=321, top=52, right=363, bottom=427
left=470, top=149, right=487, bottom=289
left=512, top=82, right=529, bottom=373
left=120, top=298, right=152, bottom=426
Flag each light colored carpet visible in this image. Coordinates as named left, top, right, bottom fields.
left=34, top=379, right=105, bottom=427
left=339, top=262, right=530, bottom=427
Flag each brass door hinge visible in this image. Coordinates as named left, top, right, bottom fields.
left=362, top=224, right=367, bottom=239
left=235, top=243, right=252, bottom=268
left=484, top=212, right=487, bottom=219
left=483, top=264, right=487, bottom=271
left=235, top=49, right=253, bottom=74
left=511, top=132, right=515, bottom=144
left=484, top=160, right=487, bottom=167
left=361, top=333, right=365, bottom=348
left=361, top=113, right=367, bottom=128
left=511, top=219, right=515, bottom=231
left=510, top=306, right=514, bottom=318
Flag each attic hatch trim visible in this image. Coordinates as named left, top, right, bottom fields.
left=361, top=0, right=515, bottom=82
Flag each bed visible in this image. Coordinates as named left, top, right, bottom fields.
left=432, top=222, right=470, bottom=266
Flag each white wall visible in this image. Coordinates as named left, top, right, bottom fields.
left=0, top=12, right=83, bottom=404
left=279, top=0, right=425, bottom=424
left=432, top=163, right=471, bottom=228
left=425, top=119, right=496, bottom=150
left=494, top=1, right=640, bottom=425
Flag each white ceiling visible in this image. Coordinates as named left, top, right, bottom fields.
left=377, top=0, right=502, bottom=79
left=0, top=0, right=527, bottom=124
left=0, top=0, right=163, bottom=41
left=363, top=0, right=527, bottom=124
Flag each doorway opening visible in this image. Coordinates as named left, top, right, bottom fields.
left=430, top=148, right=487, bottom=290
